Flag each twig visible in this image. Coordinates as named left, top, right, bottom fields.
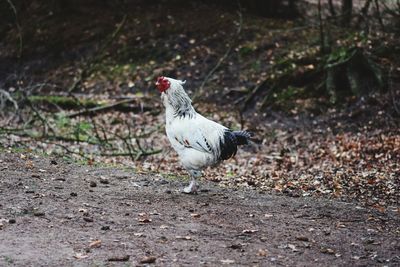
left=192, top=9, right=243, bottom=101
left=374, top=0, right=385, bottom=31
left=67, top=14, right=127, bottom=94
left=357, top=0, right=372, bottom=26
left=100, top=149, right=162, bottom=158
left=25, top=96, right=56, bottom=136
left=235, top=80, right=268, bottom=109
left=67, top=98, right=139, bottom=118
left=0, top=89, right=19, bottom=110
left=54, top=143, right=90, bottom=160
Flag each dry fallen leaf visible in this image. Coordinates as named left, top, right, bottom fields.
left=288, top=244, right=298, bottom=252
left=140, top=256, right=157, bottom=264
left=220, top=259, right=235, bottom=264
left=257, top=249, right=268, bottom=257
left=321, top=247, right=335, bottom=254
left=242, top=229, right=258, bottom=234
left=25, top=160, right=34, bottom=169
left=138, top=217, right=152, bottom=223
left=175, top=236, right=192, bottom=240
left=89, top=239, right=102, bottom=248
left=74, top=253, right=89, bottom=259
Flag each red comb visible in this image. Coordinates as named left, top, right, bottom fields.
left=156, top=76, right=170, bottom=92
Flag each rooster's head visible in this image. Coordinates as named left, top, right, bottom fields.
left=156, top=76, right=171, bottom=93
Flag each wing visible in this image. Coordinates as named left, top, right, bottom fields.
left=167, top=113, right=226, bottom=155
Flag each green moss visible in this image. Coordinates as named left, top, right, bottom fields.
left=28, top=95, right=99, bottom=109
left=160, top=172, right=187, bottom=181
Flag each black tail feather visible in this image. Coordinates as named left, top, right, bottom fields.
left=232, top=131, right=251, bottom=145
left=218, top=130, right=251, bottom=161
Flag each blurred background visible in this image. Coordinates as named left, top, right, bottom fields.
left=0, top=0, right=399, bottom=208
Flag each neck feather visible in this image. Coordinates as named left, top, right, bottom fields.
left=166, top=89, right=195, bottom=118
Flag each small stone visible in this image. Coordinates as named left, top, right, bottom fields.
left=8, top=218, right=16, bottom=224
left=99, top=176, right=109, bottom=184
left=83, top=217, right=94, bottom=222
left=323, top=228, right=331, bottom=235
left=50, top=159, right=58, bottom=165
left=159, top=179, right=168, bottom=185
left=321, top=247, right=335, bottom=254
left=296, top=236, right=309, bottom=242
left=70, top=192, right=78, bottom=197
left=34, top=211, right=45, bottom=217
left=229, top=243, right=242, bottom=249
left=89, top=181, right=97, bottom=187
left=107, top=255, right=130, bottom=262
left=101, top=225, right=110, bottom=230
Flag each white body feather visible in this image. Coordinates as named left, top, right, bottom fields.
left=165, top=102, right=226, bottom=171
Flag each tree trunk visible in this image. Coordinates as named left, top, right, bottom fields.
left=328, top=0, right=336, bottom=17
left=341, top=0, right=353, bottom=26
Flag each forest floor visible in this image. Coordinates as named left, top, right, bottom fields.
left=1, top=1, right=400, bottom=266
left=0, top=152, right=399, bottom=266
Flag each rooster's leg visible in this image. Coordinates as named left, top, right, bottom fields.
left=183, top=179, right=198, bottom=194
left=182, top=170, right=201, bottom=194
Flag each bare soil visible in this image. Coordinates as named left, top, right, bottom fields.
left=0, top=152, right=399, bottom=266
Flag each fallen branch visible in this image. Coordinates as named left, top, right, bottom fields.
left=100, top=149, right=162, bottom=159
left=67, top=98, right=145, bottom=118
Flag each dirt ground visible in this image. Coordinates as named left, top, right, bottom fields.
left=0, top=152, right=399, bottom=266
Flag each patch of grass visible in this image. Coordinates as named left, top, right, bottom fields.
left=270, top=86, right=307, bottom=111
left=3, top=255, right=14, bottom=265
left=251, top=60, right=262, bottom=71
left=161, top=172, right=187, bottom=181
left=239, top=45, right=256, bottom=56
left=91, top=62, right=136, bottom=81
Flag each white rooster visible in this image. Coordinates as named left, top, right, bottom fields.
left=156, top=76, right=251, bottom=194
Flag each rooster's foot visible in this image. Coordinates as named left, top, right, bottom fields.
left=182, top=180, right=198, bottom=194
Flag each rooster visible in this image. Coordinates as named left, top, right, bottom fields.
left=156, top=76, right=251, bottom=194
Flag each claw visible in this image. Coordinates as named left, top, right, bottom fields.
left=182, top=180, right=198, bottom=194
